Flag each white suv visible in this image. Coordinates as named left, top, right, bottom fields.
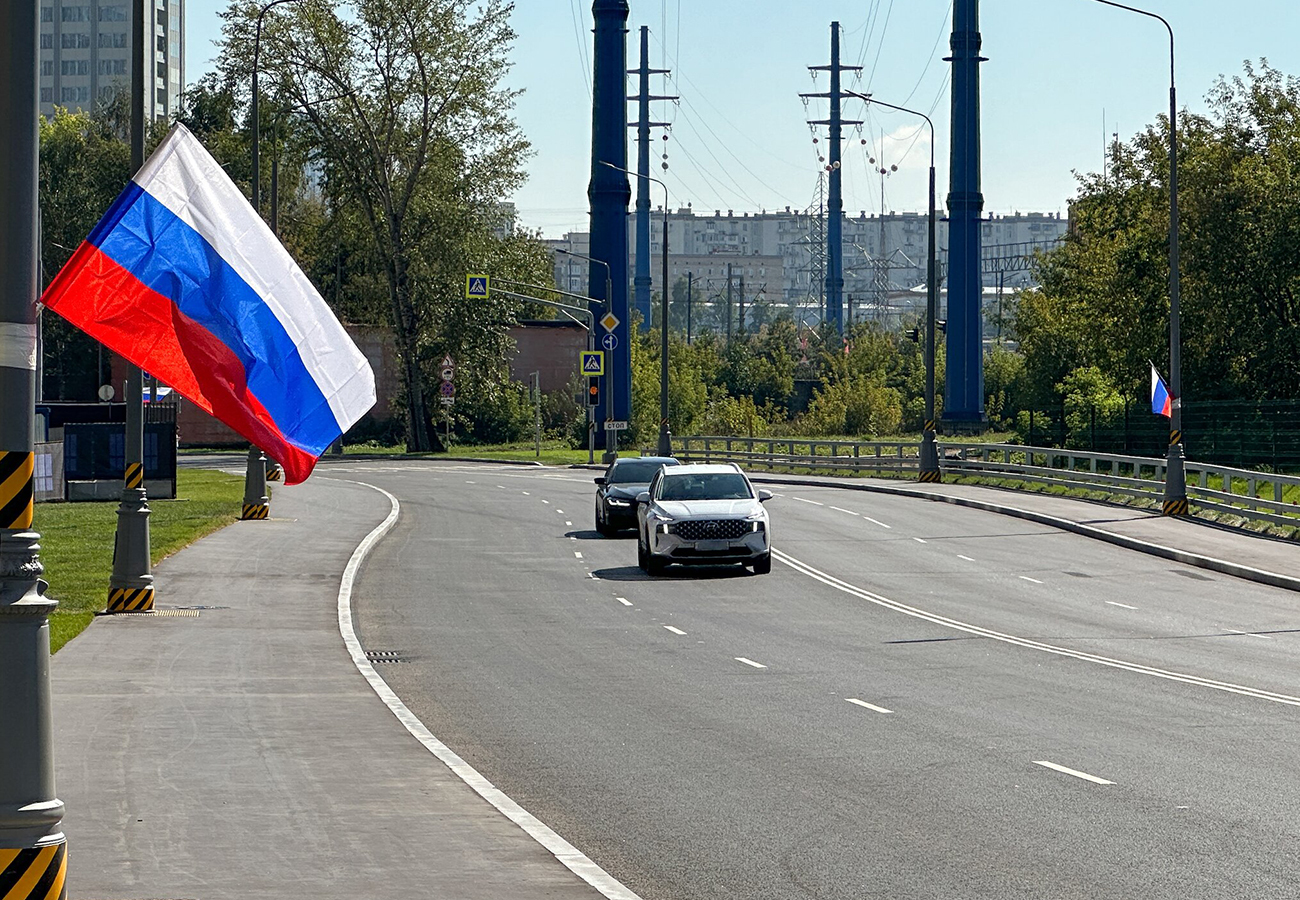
left=635, top=463, right=773, bottom=575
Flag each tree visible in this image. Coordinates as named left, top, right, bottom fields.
left=222, top=0, right=539, bottom=451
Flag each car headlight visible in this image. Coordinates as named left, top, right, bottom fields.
left=749, top=520, right=765, bottom=532
left=607, top=498, right=631, bottom=507
left=656, top=522, right=671, bottom=534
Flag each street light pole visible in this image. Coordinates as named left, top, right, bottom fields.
left=1090, top=0, right=1184, bottom=514
left=555, top=247, right=610, bottom=464
left=845, top=91, right=941, bottom=482
left=243, top=0, right=304, bottom=521
left=0, top=0, right=68, bottom=882
left=600, top=161, right=673, bottom=456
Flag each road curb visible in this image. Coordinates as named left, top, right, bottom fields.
left=750, top=475, right=1300, bottom=595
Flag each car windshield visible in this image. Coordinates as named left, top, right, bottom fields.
left=610, top=461, right=672, bottom=484
left=657, top=472, right=752, bottom=501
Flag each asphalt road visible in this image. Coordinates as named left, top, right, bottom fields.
left=341, top=460, right=1300, bottom=899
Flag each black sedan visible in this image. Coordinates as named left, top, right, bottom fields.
left=594, top=456, right=679, bottom=535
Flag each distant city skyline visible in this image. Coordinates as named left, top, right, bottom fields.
left=185, top=1, right=1300, bottom=237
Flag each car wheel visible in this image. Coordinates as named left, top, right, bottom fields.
left=646, top=551, right=667, bottom=575
left=596, top=502, right=612, bottom=536
left=637, top=530, right=650, bottom=571
left=751, top=552, right=772, bottom=575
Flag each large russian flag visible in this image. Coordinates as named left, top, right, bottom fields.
left=42, top=124, right=374, bottom=484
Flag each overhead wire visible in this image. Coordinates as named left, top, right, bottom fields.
left=567, top=0, right=591, bottom=99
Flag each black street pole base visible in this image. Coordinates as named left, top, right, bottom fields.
left=656, top=425, right=673, bottom=458
left=242, top=447, right=269, bottom=521
left=918, top=430, right=942, bottom=483
left=107, top=486, right=153, bottom=614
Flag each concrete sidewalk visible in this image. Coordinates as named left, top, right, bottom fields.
left=51, top=475, right=612, bottom=900
left=750, top=472, right=1300, bottom=591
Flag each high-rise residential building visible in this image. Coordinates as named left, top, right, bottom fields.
left=39, top=0, right=184, bottom=121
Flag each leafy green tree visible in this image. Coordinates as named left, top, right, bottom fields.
left=224, top=0, right=540, bottom=451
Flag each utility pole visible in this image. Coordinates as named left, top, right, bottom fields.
left=686, top=270, right=693, bottom=343
left=801, top=22, right=862, bottom=336
left=108, top=0, right=155, bottom=611
left=589, top=0, right=631, bottom=457
left=738, top=274, right=746, bottom=335
left=0, top=0, right=69, bottom=889
left=943, top=0, right=988, bottom=429
left=725, top=263, right=734, bottom=342
left=628, top=25, right=675, bottom=333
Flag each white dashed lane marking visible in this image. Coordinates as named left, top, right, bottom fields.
left=1033, top=760, right=1114, bottom=785
left=846, top=698, right=892, bottom=714
left=574, top=551, right=583, bottom=559
left=664, top=626, right=687, bottom=636
left=735, top=657, right=767, bottom=669
left=1106, top=601, right=1137, bottom=610
left=792, top=497, right=824, bottom=507
left=913, top=537, right=927, bottom=544
left=957, top=555, right=975, bottom=562
left=1019, top=575, right=1044, bottom=584
left=616, top=597, right=632, bottom=606
left=830, top=506, right=859, bottom=516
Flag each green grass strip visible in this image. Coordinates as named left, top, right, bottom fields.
left=39, top=468, right=245, bottom=654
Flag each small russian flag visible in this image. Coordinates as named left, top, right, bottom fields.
left=1150, top=362, right=1172, bottom=418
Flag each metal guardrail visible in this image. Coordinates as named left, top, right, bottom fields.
left=673, top=436, right=1300, bottom=529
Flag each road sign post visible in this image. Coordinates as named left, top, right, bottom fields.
left=0, top=0, right=69, bottom=888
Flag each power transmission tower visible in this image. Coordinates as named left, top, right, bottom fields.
left=800, top=21, right=862, bottom=335
left=628, top=25, right=676, bottom=332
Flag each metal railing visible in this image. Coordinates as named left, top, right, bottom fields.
left=672, top=436, right=1300, bottom=529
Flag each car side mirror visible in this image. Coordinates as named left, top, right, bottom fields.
left=594, top=476, right=606, bottom=485
left=636, top=491, right=651, bottom=504
left=757, top=489, right=773, bottom=502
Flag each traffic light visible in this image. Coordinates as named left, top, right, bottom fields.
left=586, top=377, right=600, bottom=407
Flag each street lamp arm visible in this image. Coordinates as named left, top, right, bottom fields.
left=842, top=90, right=934, bottom=169
left=1089, top=0, right=1173, bottom=80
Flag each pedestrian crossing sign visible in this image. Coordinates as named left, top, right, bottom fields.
left=581, top=350, right=604, bottom=376
left=465, top=274, right=490, bottom=299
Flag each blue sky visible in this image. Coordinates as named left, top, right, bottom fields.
left=186, top=1, right=1300, bottom=237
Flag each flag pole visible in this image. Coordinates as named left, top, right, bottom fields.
left=106, top=0, right=155, bottom=612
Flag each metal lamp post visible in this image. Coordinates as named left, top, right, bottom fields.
left=1090, top=0, right=1185, bottom=515
left=600, top=161, right=672, bottom=456
left=846, top=91, right=941, bottom=482
left=242, top=0, right=305, bottom=521
left=555, top=247, right=610, bottom=464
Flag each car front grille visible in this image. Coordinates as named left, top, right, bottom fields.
left=673, top=518, right=749, bottom=541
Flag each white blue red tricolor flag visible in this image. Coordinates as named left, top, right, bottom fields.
left=1150, top=362, right=1172, bottom=418
left=42, top=124, right=375, bottom=484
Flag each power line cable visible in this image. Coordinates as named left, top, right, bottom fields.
left=568, top=0, right=591, bottom=98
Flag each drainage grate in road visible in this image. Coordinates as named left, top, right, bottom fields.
left=365, top=650, right=410, bottom=664
left=152, top=609, right=200, bottom=617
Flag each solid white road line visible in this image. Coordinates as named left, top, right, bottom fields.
left=1106, top=601, right=1138, bottom=610
left=664, top=626, right=687, bottom=636
left=334, top=479, right=645, bottom=900
left=846, top=698, right=893, bottom=714
left=617, top=597, right=633, bottom=606
left=1033, top=760, right=1114, bottom=785
left=1019, top=575, right=1044, bottom=584
left=957, top=554, right=975, bottom=562
left=773, top=548, right=1300, bottom=709
left=735, top=657, right=767, bottom=669
left=792, top=497, right=824, bottom=506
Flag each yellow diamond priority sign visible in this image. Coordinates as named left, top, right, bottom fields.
left=600, top=312, right=619, bottom=332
